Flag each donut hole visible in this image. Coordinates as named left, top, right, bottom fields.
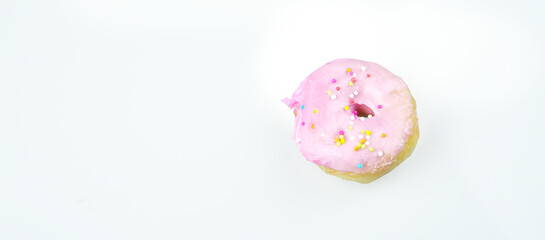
left=353, top=103, right=375, bottom=118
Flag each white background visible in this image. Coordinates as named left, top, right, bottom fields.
left=1, top=0, right=544, bottom=239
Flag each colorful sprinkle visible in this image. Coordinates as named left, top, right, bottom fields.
left=314, top=109, right=318, bottom=114
left=378, top=151, right=383, bottom=157
left=366, top=130, right=372, bottom=135
left=331, top=94, right=337, bottom=100
left=366, top=135, right=371, bottom=140
left=361, top=130, right=365, bottom=134
left=349, top=121, right=354, bottom=125
left=361, top=66, right=367, bottom=71
left=339, top=131, right=344, bottom=135
left=348, top=126, right=353, bottom=130
left=369, top=147, right=374, bottom=152
left=349, top=94, right=354, bottom=98
left=359, top=134, right=364, bottom=139
left=334, top=138, right=339, bottom=142
left=347, top=68, right=351, bottom=72
left=339, top=134, right=344, bottom=139
left=301, top=105, right=305, bottom=109
left=351, top=78, right=356, bottom=83
left=382, top=133, right=386, bottom=138
left=344, top=106, right=349, bottom=111
left=354, top=146, right=359, bottom=151
left=349, top=136, right=354, bottom=141
left=350, top=115, right=355, bottom=120
left=361, top=145, right=366, bottom=149
left=302, top=122, right=305, bottom=126
left=360, top=139, right=366, bottom=144
left=368, top=114, right=373, bottom=118
left=352, top=73, right=357, bottom=77
left=357, top=163, right=363, bottom=168
left=349, top=82, right=354, bottom=86
left=353, top=91, right=359, bottom=95
left=377, top=105, right=382, bottom=109
left=349, top=99, right=354, bottom=104
left=312, top=124, right=315, bottom=129
left=340, top=138, right=345, bottom=144
left=360, top=117, right=365, bottom=121
left=352, top=110, right=358, bottom=115
left=336, top=142, right=341, bottom=146
left=332, top=79, right=336, bottom=83
left=367, top=73, right=371, bottom=77
left=336, top=87, right=340, bottom=91
left=349, top=72, right=353, bottom=76
left=356, top=143, right=362, bottom=147
left=327, top=90, right=332, bottom=95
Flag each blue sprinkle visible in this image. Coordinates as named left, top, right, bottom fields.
left=301, top=105, right=305, bottom=109
left=357, top=164, right=362, bottom=169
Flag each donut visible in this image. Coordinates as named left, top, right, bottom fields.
left=282, top=58, right=419, bottom=183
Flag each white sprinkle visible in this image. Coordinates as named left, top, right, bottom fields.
left=296, top=138, right=301, bottom=143
left=378, top=151, right=383, bottom=156
left=350, top=115, right=355, bottom=120
left=360, top=117, right=365, bottom=121
left=349, top=94, right=354, bottom=98
left=331, top=94, right=336, bottom=100
left=361, top=66, right=367, bottom=71
left=368, top=114, right=372, bottom=118
left=348, top=121, right=354, bottom=125
left=353, top=91, right=359, bottom=95
left=365, top=141, right=370, bottom=145
left=366, top=135, right=370, bottom=140
left=359, top=134, right=364, bottom=139
left=352, top=73, right=357, bottom=77
left=321, top=133, right=325, bottom=137
left=349, top=136, right=355, bottom=141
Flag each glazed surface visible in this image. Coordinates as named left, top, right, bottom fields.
left=283, top=58, right=416, bottom=173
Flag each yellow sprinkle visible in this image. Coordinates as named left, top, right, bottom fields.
left=354, top=146, right=359, bottom=151
left=340, top=139, right=345, bottom=144
left=361, top=130, right=365, bottom=134
left=356, top=143, right=362, bottom=147
left=344, top=106, right=349, bottom=111
left=348, top=126, right=353, bottom=130
left=366, top=130, right=372, bottom=135
left=314, top=109, right=317, bottom=114
left=361, top=145, right=366, bottom=149
left=334, top=138, right=339, bottom=142
left=349, top=82, right=354, bottom=86
left=339, top=135, right=344, bottom=139
left=382, top=133, right=386, bottom=138
left=336, top=142, right=341, bottom=146
left=311, top=124, right=315, bottom=129
left=360, top=139, right=366, bottom=144
left=347, top=68, right=351, bottom=72
left=369, top=147, right=374, bottom=152
left=327, top=90, right=332, bottom=95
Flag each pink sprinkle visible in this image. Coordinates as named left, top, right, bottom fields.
left=332, top=79, right=336, bottom=83
left=353, top=110, right=358, bottom=115
left=351, top=78, right=356, bottom=82
left=302, top=122, right=305, bottom=126
left=339, top=130, right=344, bottom=135
left=350, top=72, right=353, bottom=76
left=367, top=73, right=371, bottom=77
left=377, top=105, right=382, bottom=109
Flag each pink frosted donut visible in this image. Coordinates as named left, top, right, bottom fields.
left=282, top=58, right=419, bottom=183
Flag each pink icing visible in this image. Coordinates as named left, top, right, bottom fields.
left=283, top=58, right=416, bottom=173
